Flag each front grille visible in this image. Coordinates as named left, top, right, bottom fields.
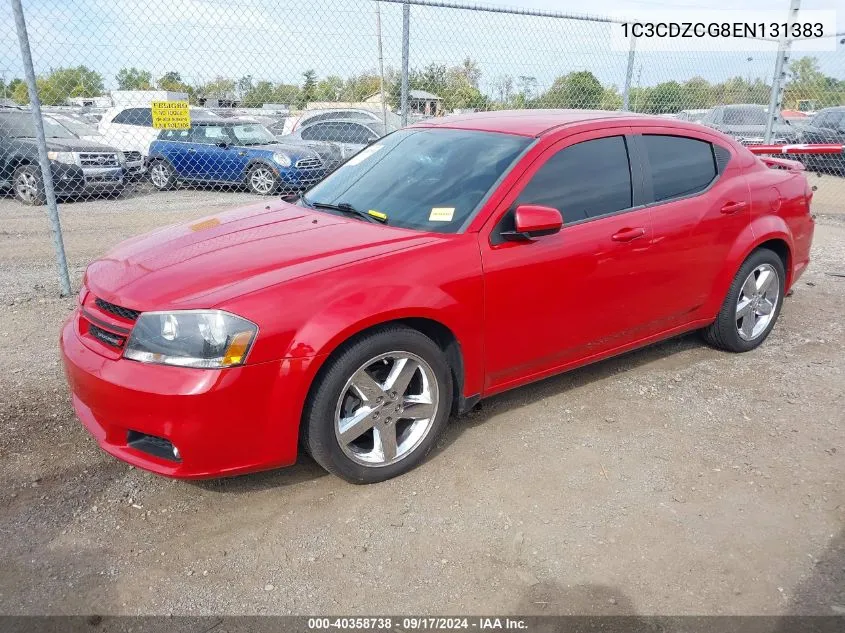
left=295, top=157, right=323, bottom=169
left=79, top=152, right=120, bottom=167
left=95, top=297, right=141, bottom=321
left=88, top=323, right=126, bottom=348
left=127, top=431, right=181, bottom=462
left=124, top=151, right=143, bottom=162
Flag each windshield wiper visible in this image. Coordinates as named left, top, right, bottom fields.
left=301, top=196, right=386, bottom=224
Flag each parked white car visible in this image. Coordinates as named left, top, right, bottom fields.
left=97, top=105, right=219, bottom=160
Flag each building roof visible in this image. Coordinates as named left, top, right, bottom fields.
left=410, top=109, right=648, bottom=137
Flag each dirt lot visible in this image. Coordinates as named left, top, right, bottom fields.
left=0, top=176, right=843, bottom=616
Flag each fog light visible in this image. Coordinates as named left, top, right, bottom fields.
left=172, top=445, right=180, bottom=459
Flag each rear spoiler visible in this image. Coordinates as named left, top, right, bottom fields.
left=746, top=143, right=845, bottom=172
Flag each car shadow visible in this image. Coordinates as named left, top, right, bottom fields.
left=187, top=452, right=329, bottom=494
left=431, top=332, right=705, bottom=459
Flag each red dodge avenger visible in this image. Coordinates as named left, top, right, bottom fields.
left=61, top=110, right=815, bottom=483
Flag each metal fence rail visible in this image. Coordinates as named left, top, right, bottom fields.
left=1, top=0, right=843, bottom=293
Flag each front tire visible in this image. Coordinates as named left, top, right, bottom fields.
left=302, top=326, right=453, bottom=484
left=246, top=164, right=279, bottom=195
left=148, top=159, right=176, bottom=190
left=702, top=248, right=786, bottom=352
left=13, top=165, right=46, bottom=206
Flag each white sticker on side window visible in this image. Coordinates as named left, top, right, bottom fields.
left=429, top=207, right=455, bottom=222
left=346, top=144, right=383, bottom=166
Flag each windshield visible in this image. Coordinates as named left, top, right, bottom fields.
left=228, top=124, right=276, bottom=145
left=723, top=107, right=768, bottom=125
left=303, top=128, right=531, bottom=233
left=1, top=113, right=76, bottom=139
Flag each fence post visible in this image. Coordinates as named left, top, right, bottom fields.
left=764, top=0, right=801, bottom=143
left=11, top=0, right=72, bottom=297
left=375, top=2, right=388, bottom=126
left=621, top=33, right=637, bottom=112
left=400, top=0, right=410, bottom=126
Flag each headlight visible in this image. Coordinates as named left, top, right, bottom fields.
left=123, top=310, right=258, bottom=368
left=47, top=151, right=76, bottom=164
left=273, top=152, right=291, bottom=167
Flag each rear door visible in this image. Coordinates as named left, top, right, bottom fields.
left=630, top=127, right=750, bottom=325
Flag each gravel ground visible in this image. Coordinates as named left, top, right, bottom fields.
left=0, top=176, right=843, bottom=616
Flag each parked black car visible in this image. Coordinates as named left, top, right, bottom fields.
left=797, top=107, right=845, bottom=175
left=700, top=104, right=798, bottom=145
left=1, top=111, right=125, bottom=205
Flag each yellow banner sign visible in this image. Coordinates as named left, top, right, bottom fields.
left=151, top=101, right=191, bottom=129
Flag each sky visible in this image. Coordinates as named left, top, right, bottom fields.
left=1, top=0, right=843, bottom=96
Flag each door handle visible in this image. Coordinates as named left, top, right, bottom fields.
left=238, top=151, right=247, bottom=156
left=720, top=201, right=747, bottom=214
left=187, top=148, right=196, bottom=153
left=611, top=227, right=646, bottom=242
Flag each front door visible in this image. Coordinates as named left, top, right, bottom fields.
left=480, top=129, right=659, bottom=393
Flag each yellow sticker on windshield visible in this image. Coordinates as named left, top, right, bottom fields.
left=429, top=207, right=455, bottom=222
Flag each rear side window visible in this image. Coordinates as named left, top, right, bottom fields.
left=516, top=136, right=632, bottom=223
left=112, top=108, right=153, bottom=126
left=643, top=135, right=717, bottom=202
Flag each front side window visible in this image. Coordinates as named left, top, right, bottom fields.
left=516, top=136, right=633, bottom=223
left=190, top=125, right=228, bottom=143
left=642, top=134, right=717, bottom=202
left=303, top=128, right=531, bottom=233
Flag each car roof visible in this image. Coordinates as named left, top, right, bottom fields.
left=409, top=109, right=658, bottom=137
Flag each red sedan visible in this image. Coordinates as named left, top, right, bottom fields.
left=61, top=110, right=815, bottom=483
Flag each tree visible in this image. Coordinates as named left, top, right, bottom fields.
left=116, top=67, right=153, bottom=90
left=237, top=75, right=254, bottom=98
left=242, top=80, right=275, bottom=107
left=540, top=71, right=603, bottom=108
left=492, top=75, right=514, bottom=108
left=13, top=66, right=104, bottom=105
left=455, top=58, right=481, bottom=89
left=342, top=72, right=381, bottom=102
left=314, top=75, right=343, bottom=102
left=299, top=69, right=317, bottom=108
left=158, top=71, right=186, bottom=91
left=644, top=81, right=685, bottom=114
left=197, top=77, right=236, bottom=102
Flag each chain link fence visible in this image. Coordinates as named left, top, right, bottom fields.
left=1, top=0, right=844, bottom=292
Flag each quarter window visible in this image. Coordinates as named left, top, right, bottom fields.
left=642, top=135, right=717, bottom=202
left=516, top=136, right=633, bottom=223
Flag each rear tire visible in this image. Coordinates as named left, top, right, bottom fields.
left=702, top=248, right=786, bottom=353
left=302, top=326, right=453, bottom=484
left=13, top=165, right=46, bottom=206
left=148, top=159, right=176, bottom=190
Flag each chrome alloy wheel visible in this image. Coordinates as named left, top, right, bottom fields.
left=150, top=162, right=171, bottom=188
left=14, top=171, right=39, bottom=203
left=334, top=352, right=439, bottom=467
left=736, top=263, right=780, bottom=341
left=249, top=166, right=276, bottom=194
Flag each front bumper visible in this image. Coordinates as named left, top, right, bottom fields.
left=60, top=312, right=315, bottom=478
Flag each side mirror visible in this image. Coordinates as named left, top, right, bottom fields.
left=216, top=140, right=230, bottom=149
left=502, top=205, right=563, bottom=241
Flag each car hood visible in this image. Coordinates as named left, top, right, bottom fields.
left=85, top=201, right=440, bottom=310
left=248, top=142, right=319, bottom=160
left=13, top=136, right=118, bottom=153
